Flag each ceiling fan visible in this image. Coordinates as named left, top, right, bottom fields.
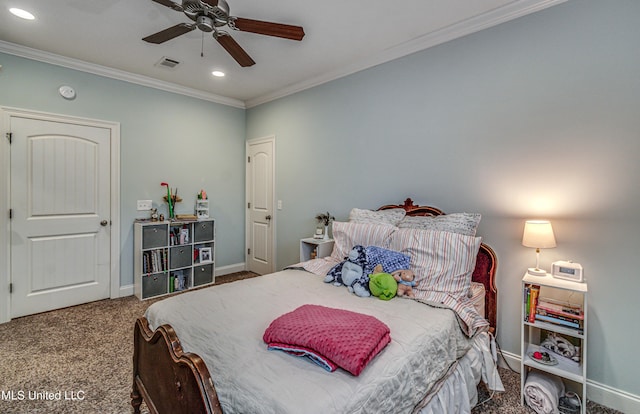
left=143, top=0, right=305, bottom=67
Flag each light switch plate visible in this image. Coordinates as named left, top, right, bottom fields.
left=137, top=200, right=153, bottom=211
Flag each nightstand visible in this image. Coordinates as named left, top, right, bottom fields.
left=299, top=238, right=334, bottom=262
left=521, top=272, right=587, bottom=414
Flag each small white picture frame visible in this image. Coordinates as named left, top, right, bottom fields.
left=199, top=247, right=212, bottom=263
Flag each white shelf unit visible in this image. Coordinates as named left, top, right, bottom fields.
left=299, top=238, right=334, bottom=262
left=521, top=272, right=588, bottom=414
left=134, top=219, right=215, bottom=300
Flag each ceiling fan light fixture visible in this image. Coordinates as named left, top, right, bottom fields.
left=143, top=0, right=304, bottom=67
left=10, top=8, right=35, bottom=20
left=196, top=15, right=214, bottom=32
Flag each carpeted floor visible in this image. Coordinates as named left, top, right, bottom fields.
left=0, top=271, right=623, bottom=413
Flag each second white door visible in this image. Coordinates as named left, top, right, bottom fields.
left=246, top=138, right=274, bottom=275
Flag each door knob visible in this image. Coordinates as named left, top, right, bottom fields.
left=100, top=220, right=108, bottom=226
left=265, top=215, right=272, bottom=221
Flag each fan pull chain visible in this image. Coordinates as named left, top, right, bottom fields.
left=201, top=31, right=205, bottom=57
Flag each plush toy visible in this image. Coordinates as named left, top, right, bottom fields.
left=324, top=245, right=370, bottom=297
left=349, top=271, right=372, bottom=298
left=392, top=269, right=416, bottom=298
left=324, top=261, right=344, bottom=286
left=369, top=264, right=398, bottom=300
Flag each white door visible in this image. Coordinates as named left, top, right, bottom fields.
left=246, top=138, right=275, bottom=275
left=10, top=116, right=111, bottom=318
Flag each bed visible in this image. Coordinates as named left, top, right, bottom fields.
left=131, top=198, right=503, bottom=414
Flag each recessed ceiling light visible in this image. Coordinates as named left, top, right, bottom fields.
left=211, top=71, right=225, bottom=77
left=9, top=8, right=35, bottom=20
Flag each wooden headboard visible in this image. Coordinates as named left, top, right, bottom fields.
left=378, top=198, right=498, bottom=332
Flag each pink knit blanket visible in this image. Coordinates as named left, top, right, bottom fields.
left=263, top=304, right=390, bottom=376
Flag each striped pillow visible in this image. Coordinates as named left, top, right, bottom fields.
left=389, top=228, right=481, bottom=300
left=330, top=221, right=395, bottom=261
left=469, top=282, right=486, bottom=318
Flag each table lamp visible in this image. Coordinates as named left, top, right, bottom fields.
left=522, top=220, right=556, bottom=276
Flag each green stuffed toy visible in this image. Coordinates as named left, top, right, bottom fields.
left=368, top=264, right=398, bottom=300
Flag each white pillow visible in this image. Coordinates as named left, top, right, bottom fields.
left=389, top=227, right=481, bottom=300
left=330, top=221, right=395, bottom=261
left=349, top=208, right=406, bottom=226
left=396, top=213, right=481, bottom=236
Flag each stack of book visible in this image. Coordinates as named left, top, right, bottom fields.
left=524, top=285, right=584, bottom=332
left=535, top=297, right=584, bottom=331
left=142, top=248, right=168, bottom=274
left=523, top=284, right=540, bottom=323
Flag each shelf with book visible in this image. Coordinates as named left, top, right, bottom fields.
left=521, top=272, right=588, bottom=414
left=134, top=219, right=215, bottom=300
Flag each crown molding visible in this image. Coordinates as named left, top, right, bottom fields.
left=0, top=0, right=566, bottom=110
left=0, top=40, right=245, bottom=109
left=245, top=0, right=568, bottom=108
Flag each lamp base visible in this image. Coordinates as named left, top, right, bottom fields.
left=527, top=267, right=547, bottom=276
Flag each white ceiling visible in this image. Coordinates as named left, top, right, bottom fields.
left=0, top=0, right=565, bottom=108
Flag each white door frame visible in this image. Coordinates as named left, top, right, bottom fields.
left=245, top=135, right=276, bottom=274
left=0, top=107, right=121, bottom=324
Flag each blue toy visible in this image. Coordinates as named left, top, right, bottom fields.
left=324, top=245, right=371, bottom=297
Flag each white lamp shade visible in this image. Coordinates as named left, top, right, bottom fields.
left=522, top=220, right=556, bottom=249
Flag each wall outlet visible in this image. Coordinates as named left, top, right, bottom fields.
left=137, top=200, right=153, bottom=211
left=277, top=200, right=283, bottom=210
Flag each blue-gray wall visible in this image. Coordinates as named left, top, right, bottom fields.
left=0, top=52, right=247, bottom=286
left=1, top=0, right=638, bottom=407
left=246, top=0, right=640, bottom=402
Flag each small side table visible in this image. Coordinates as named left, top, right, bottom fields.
left=300, top=238, right=334, bottom=262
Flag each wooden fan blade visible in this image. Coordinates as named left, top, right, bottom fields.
left=151, top=0, right=183, bottom=11
left=233, top=17, right=305, bottom=41
left=143, top=23, right=195, bottom=44
left=216, top=33, right=255, bottom=67
left=200, top=0, right=219, bottom=7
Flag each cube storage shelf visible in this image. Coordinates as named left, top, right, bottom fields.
left=134, top=219, right=215, bottom=300
left=521, top=272, right=588, bottom=414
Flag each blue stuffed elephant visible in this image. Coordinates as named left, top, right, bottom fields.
left=324, top=245, right=370, bottom=297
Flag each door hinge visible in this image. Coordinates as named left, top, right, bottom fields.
left=9, top=283, right=13, bottom=294
left=247, top=202, right=251, bottom=209
left=9, top=209, right=12, bottom=219
left=247, top=156, right=250, bottom=163
left=6, top=132, right=12, bottom=144
left=247, top=248, right=251, bottom=255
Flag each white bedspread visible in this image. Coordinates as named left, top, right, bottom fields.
left=145, top=269, right=473, bottom=414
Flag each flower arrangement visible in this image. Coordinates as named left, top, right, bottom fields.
left=315, top=211, right=335, bottom=226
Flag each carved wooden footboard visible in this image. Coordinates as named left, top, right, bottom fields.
left=131, top=317, right=222, bottom=414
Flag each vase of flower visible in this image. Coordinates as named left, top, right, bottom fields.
left=315, top=211, right=335, bottom=240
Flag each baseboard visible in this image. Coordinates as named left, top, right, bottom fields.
left=587, top=380, right=640, bottom=413
left=118, top=262, right=247, bottom=298
left=497, top=349, right=521, bottom=373
left=119, top=284, right=134, bottom=297
left=497, top=350, right=640, bottom=412
left=215, top=262, right=246, bottom=276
